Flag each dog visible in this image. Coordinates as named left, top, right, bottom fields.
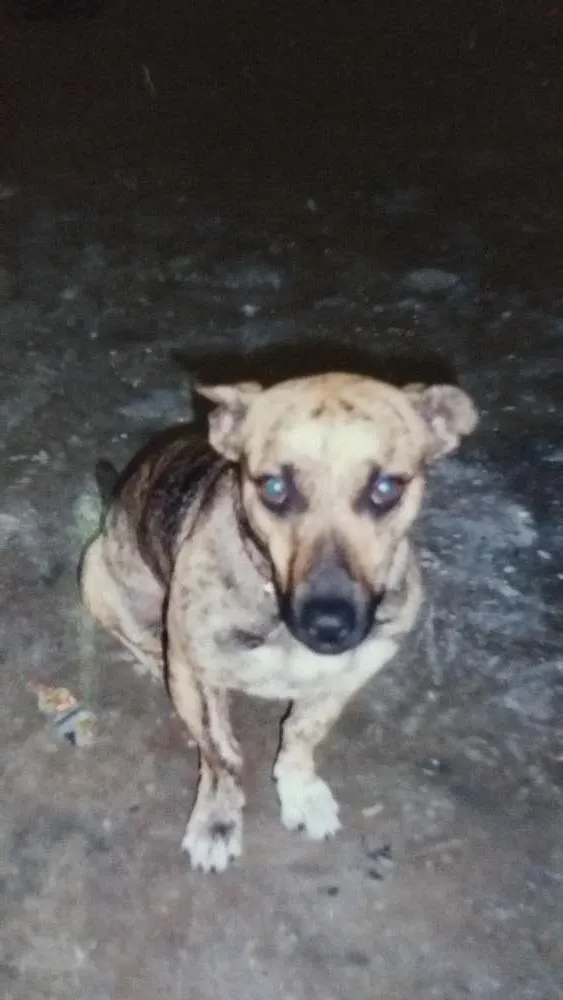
left=80, top=371, right=478, bottom=872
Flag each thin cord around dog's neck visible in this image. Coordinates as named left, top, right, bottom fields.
left=232, top=467, right=275, bottom=592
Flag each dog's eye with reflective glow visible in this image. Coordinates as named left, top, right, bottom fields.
left=368, top=473, right=406, bottom=513
left=258, top=474, right=289, bottom=510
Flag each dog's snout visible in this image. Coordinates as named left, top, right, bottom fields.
left=282, top=542, right=385, bottom=654
left=299, top=597, right=357, bottom=654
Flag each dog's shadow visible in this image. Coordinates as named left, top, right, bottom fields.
left=172, top=339, right=460, bottom=423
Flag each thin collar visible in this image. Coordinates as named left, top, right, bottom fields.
left=232, top=470, right=275, bottom=592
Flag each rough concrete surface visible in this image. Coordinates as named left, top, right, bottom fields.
left=1, top=4, right=563, bottom=999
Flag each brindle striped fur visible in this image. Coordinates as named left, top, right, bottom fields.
left=80, top=372, right=478, bottom=872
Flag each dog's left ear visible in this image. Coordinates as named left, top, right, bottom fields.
left=195, top=381, right=263, bottom=460
left=403, top=383, right=479, bottom=460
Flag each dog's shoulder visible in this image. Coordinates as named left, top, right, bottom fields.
left=112, top=426, right=230, bottom=583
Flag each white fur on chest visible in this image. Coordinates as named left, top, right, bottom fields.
left=214, top=632, right=399, bottom=701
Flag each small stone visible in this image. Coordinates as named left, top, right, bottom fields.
left=364, top=840, right=395, bottom=881
left=242, top=303, right=260, bottom=317
left=361, top=803, right=384, bottom=818
left=319, top=885, right=340, bottom=896
left=420, top=756, right=449, bottom=776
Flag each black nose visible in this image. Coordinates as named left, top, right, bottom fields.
left=299, top=597, right=357, bottom=653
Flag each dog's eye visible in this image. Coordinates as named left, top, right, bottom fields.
left=368, top=473, right=406, bottom=513
left=258, top=474, right=289, bottom=511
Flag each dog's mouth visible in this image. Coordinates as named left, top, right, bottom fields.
left=281, top=588, right=382, bottom=656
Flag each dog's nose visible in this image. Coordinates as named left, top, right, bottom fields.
left=299, top=597, right=357, bottom=654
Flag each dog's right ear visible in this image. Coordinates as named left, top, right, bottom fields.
left=195, top=381, right=263, bottom=460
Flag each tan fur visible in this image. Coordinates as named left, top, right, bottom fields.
left=80, top=372, right=478, bottom=871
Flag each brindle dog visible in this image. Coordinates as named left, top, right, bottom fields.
left=80, top=372, right=478, bottom=871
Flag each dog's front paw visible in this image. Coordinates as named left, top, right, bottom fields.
left=276, top=770, right=341, bottom=839
left=181, top=804, right=243, bottom=873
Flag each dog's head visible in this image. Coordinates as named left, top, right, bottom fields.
left=198, top=373, right=478, bottom=655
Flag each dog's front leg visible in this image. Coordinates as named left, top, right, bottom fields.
left=273, top=690, right=350, bottom=840
left=274, top=640, right=399, bottom=838
left=167, top=636, right=244, bottom=873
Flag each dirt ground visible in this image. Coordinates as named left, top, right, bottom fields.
left=1, top=3, right=562, bottom=999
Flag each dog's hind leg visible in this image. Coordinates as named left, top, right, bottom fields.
left=80, top=536, right=164, bottom=680
left=166, top=623, right=244, bottom=871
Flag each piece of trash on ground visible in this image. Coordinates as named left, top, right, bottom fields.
left=28, top=681, right=97, bottom=747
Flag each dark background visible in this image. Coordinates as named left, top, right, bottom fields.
left=3, top=0, right=563, bottom=191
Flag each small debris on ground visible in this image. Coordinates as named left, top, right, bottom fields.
left=361, top=803, right=384, bottom=818
left=401, top=268, right=462, bottom=294
left=28, top=680, right=97, bottom=747
left=364, top=841, right=395, bottom=881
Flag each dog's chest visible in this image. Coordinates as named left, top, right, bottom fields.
left=213, top=631, right=398, bottom=701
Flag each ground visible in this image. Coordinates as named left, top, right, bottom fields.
left=1, top=4, right=563, bottom=999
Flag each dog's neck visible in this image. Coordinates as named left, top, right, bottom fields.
left=232, top=473, right=275, bottom=590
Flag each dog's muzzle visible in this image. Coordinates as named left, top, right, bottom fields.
left=283, top=551, right=383, bottom=655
